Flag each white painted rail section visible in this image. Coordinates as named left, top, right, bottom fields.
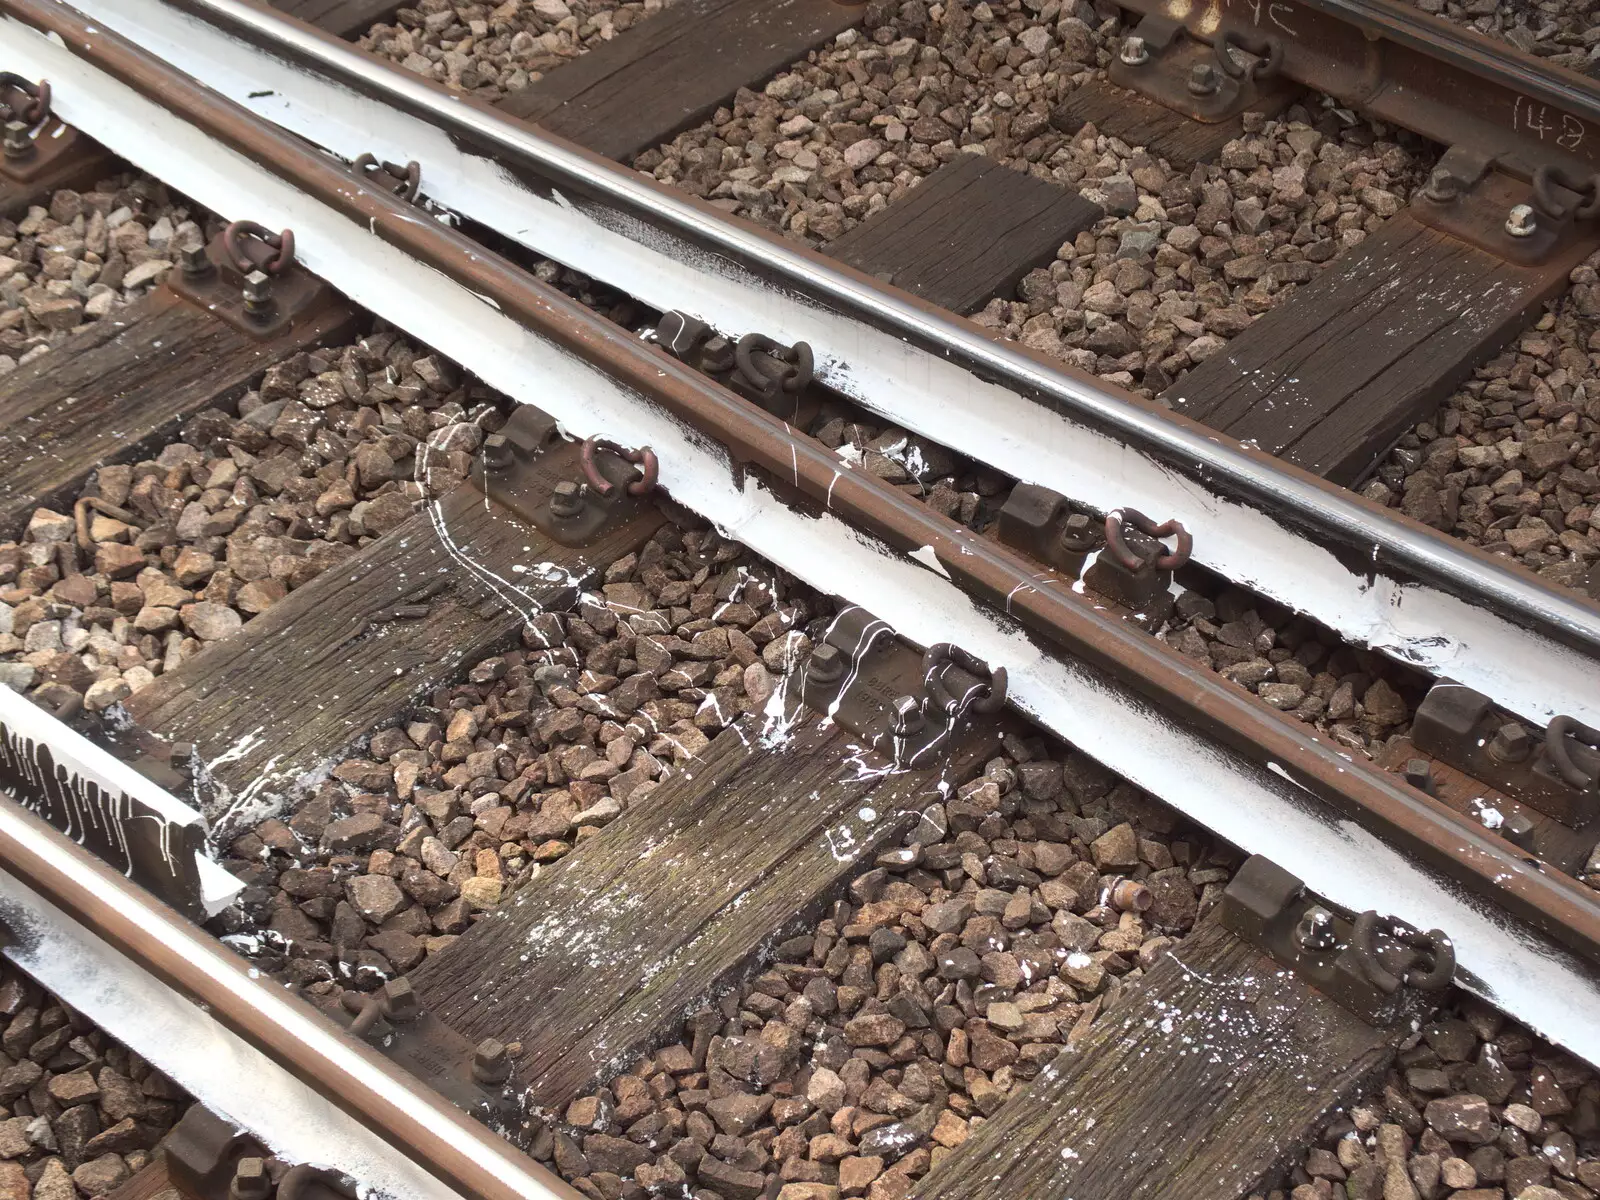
left=60, top=0, right=1600, bottom=735
left=5, top=7, right=1599, bottom=1065
left=0, top=685, right=238, bottom=916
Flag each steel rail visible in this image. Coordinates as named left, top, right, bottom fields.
left=107, top=0, right=1600, bottom=666
left=0, top=796, right=586, bottom=1200
left=13, top=0, right=1600, bottom=972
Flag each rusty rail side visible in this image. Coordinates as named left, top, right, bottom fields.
left=1117, top=0, right=1600, bottom=181
left=0, top=796, right=586, bottom=1200
left=8, top=0, right=1600, bottom=968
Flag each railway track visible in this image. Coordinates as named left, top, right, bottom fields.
left=0, top=0, right=1592, bottom=1197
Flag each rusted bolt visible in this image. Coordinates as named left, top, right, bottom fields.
left=1421, top=165, right=1462, bottom=204
left=549, top=480, right=586, bottom=518
left=1118, top=36, right=1149, bottom=66
left=1106, top=877, right=1151, bottom=913
left=807, top=643, right=846, bottom=684
left=481, top=432, right=513, bottom=472
left=229, top=1157, right=272, bottom=1200
left=1402, top=758, right=1435, bottom=795
left=1487, top=721, right=1532, bottom=764
left=889, top=694, right=926, bottom=736
left=473, top=1036, right=512, bottom=1085
left=1187, top=63, right=1220, bottom=97
left=1505, top=204, right=1538, bottom=238
left=178, top=244, right=213, bottom=278
left=1501, top=811, right=1537, bottom=851
left=1058, top=511, right=1096, bottom=552
left=1, top=120, right=30, bottom=162
left=382, top=977, right=419, bottom=1023
left=241, top=269, right=273, bottom=317
left=1294, top=906, right=1339, bottom=952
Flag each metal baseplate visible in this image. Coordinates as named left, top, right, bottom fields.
left=655, top=310, right=820, bottom=428
left=995, top=482, right=1190, bottom=627
left=1221, top=855, right=1454, bottom=1028
left=1412, top=681, right=1600, bottom=831
left=1108, top=14, right=1296, bottom=124
left=797, top=605, right=1005, bottom=769
left=469, top=402, right=658, bottom=547
left=164, top=1104, right=355, bottom=1200
left=164, top=220, right=336, bottom=340
left=331, top=977, right=522, bottom=1133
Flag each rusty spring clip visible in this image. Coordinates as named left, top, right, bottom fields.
left=1351, top=911, right=1455, bottom=994
left=1215, top=30, right=1283, bottom=81
left=733, top=333, right=814, bottom=397
left=921, top=643, right=1007, bottom=717
left=1546, top=716, right=1600, bottom=790
left=0, top=74, right=49, bottom=125
left=222, top=220, right=296, bottom=275
left=353, top=153, right=422, bottom=204
left=1531, top=164, right=1600, bottom=222
left=1103, top=509, right=1192, bottom=572
left=579, top=437, right=658, bottom=497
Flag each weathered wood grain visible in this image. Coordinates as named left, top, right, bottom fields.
left=497, top=0, right=864, bottom=161
left=412, top=714, right=995, bottom=1106
left=912, top=917, right=1392, bottom=1200
left=1165, top=213, right=1593, bottom=484
left=265, top=0, right=404, bottom=37
left=1050, top=78, right=1289, bottom=172
left=124, top=487, right=662, bottom=819
left=0, top=286, right=355, bottom=539
left=825, top=155, right=1102, bottom=314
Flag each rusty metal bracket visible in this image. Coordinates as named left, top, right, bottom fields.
left=1108, top=15, right=1294, bottom=124
left=995, top=483, right=1103, bottom=580
left=1220, top=855, right=1453, bottom=1027
left=164, top=222, right=333, bottom=340
left=335, top=980, right=520, bottom=1130
left=798, top=606, right=1004, bottom=768
left=352, top=153, right=421, bottom=204
left=163, top=1104, right=357, bottom=1200
left=655, top=310, right=820, bottom=427
left=1082, top=508, right=1188, bottom=625
left=470, top=404, right=655, bottom=546
left=1413, top=146, right=1600, bottom=265
left=1412, top=682, right=1600, bottom=830
left=0, top=76, right=91, bottom=186
left=1114, top=0, right=1600, bottom=186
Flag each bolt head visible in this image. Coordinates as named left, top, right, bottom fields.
left=382, top=976, right=419, bottom=1022
left=550, top=479, right=585, bottom=517
left=889, top=694, right=925, bottom=734
left=1502, top=811, right=1537, bottom=849
left=474, top=1036, right=511, bottom=1083
left=808, top=642, right=846, bottom=683
left=1505, top=203, right=1538, bottom=238
left=1119, top=35, right=1149, bottom=66
left=240, top=269, right=272, bottom=308
left=231, top=1158, right=271, bottom=1200
left=1488, top=721, right=1532, bottom=763
left=2, top=120, right=30, bottom=160
left=1294, top=906, right=1339, bottom=952
left=1402, top=758, right=1434, bottom=792
left=179, top=244, right=212, bottom=276
left=1187, top=63, right=1219, bottom=95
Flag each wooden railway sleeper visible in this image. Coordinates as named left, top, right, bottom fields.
left=1221, top=855, right=1453, bottom=1028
